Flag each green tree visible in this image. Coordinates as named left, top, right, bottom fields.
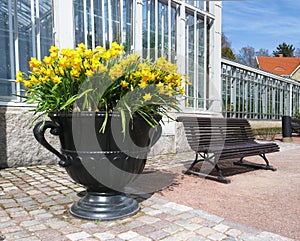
left=222, top=46, right=236, bottom=60
left=273, top=42, right=295, bottom=57
left=221, top=34, right=236, bottom=60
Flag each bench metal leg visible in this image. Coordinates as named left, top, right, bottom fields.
left=184, top=153, right=231, bottom=184
left=233, top=155, right=277, bottom=171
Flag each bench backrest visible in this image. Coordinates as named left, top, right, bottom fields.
left=177, top=116, right=255, bottom=151
left=291, top=118, right=300, bottom=128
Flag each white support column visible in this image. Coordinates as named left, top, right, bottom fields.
left=90, top=0, right=95, bottom=49
left=289, top=83, right=293, bottom=116
left=108, top=0, right=113, bottom=46
left=53, top=0, right=74, bottom=49
left=102, top=0, right=106, bottom=46
left=31, top=0, right=36, bottom=57
left=208, top=1, right=222, bottom=113
left=134, top=0, right=143, bottom=54
left=176, top=3, right=186, bottom=110
left=36, top=0, right=41, bottom=60
left=167, top=0, right=171, bottom=61
left=154, top=0, right=158, bottom=59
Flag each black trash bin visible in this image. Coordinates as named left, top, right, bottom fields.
left=282, top=115, right=292, bottom=142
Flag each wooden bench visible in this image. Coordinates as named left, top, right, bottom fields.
left=291, top=117, right=300, bottom=135
left=177, top=116, right=280, bottom=183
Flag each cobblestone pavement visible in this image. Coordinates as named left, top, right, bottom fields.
left=0, top=160, right=295, bottom=241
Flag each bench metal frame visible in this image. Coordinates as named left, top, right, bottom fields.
left=178, top=117, right=279, bottom=183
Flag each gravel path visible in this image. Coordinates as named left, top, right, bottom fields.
left=154, top=135, right=300, bottom=240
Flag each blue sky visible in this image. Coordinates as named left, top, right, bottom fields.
left=222, top=0, right=300, bottom=54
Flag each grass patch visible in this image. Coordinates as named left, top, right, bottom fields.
left=252, top=127, right=281, bottom=141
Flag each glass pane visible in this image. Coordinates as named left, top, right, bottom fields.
left=18, top=0, right=35, bottom=72
left=197, top=18, right=204, bottom=108
left=186, top=0, right=204, bottom=10
left=0, top=81, right=17, bottom=101
left=142, top=0, right=177, bottom=60
left=39, top=0, right=53, bottom=57
left=74, top=0, right=85, bottom=46
left=122, top=0, right=133, bottom=52
left=0, top=1, right=14, bottom=79
left=185, top=13, right=194, bottom=107
left=94, top=0, right=105, bottom=47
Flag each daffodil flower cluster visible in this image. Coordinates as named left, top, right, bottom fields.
left=16, top=42, right=186, bottom=129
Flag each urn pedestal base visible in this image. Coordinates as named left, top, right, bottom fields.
left=70, top=191, right=139, bottom=220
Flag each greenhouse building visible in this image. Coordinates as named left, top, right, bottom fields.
left=0, top=0, right=222, bottom=167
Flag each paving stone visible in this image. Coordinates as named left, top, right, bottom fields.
left=132, top=224, right=156, bottom=235
left=47, top=220, right=69, bottom=229
left=186, top=236, right=208, bottom=241
left=1, top=225, right=23, bottom=234
left=27, top=224, right=48, bottom=232
left=163, top=202, right=193, bottom=212
left=35, top=213, right=54, bottom=219
left=4, top=230, right=31, bottom=240
left=10, top=211, right=29, bottom=218
left=160, top=236, right=181, bottom=241
left=0, top=199, right=15, bottom=204
left=177, top=212, right=197, bottom=219
left=213, top=223, right=230, bottom=233
left=225, top=228, right=242, bottom=237
left=181, top=222, right=203, bottom=231
left=136, top=215, right=160, bottom=224
left=15, top=236, right=41, bottom=241
left=80, top=222, right=98, bottom=229
left=66, top=231, right=91, bottom=241
left=172, top=230, right=197, bottom=240
left=193, top=210, right=224, bottom=223
left=20, top=220, right=41, bottom=227
left=0, top=221, right=16, bottom=229
left=162, top=224, right=184, bottom=234
left=93, top=232, right=116, bottom=240
left=147, top=230, right=169, bottom=240
left=195, top=226, right=218, bottom=237
left=29, top=209, right=47, bottom=215
left=130, top=235, right=152, bottom=241
left=118, top=231, right=139, bottom=239
left=222, top=238, right=243, bottom=241
left=208, top=232, right=228, bottom=241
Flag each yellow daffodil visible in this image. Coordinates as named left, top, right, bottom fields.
left=43, top=56, right=52, bottom=65
left=77, top=43, right=86, bottom=51
left=52, top=76, right=62, bottom=84
left=143, top=93, right=152, bottom=101
left=138, top=81, right=148, bottom=89
left=158, top=87, right=165, bottom=95
left=121, top=80, right=129, bottom=88
left=16, top=71, right=23, bottom=83
left=156, top=82, right=164, bottom=88
left=49, top=45, right=59, bottom=53
left=86, top=70, right=94, bottom=77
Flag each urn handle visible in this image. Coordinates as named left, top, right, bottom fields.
left=33, top=121, right=70, bottom=167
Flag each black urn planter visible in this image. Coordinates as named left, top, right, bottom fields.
left=33, top=112, right=161, bottom=220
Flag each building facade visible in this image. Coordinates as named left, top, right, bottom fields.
left=0, top=0, right=222, bottom=167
